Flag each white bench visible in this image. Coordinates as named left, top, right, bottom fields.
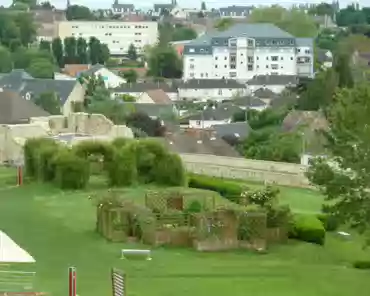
left=121, top=249, right=152, bottom=260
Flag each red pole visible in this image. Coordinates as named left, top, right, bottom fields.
left=17, top=166, right=23, bottom=186
left=69, top=267, right=77, bottom=296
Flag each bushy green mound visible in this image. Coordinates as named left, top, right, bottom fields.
left=290, top=214, right=326, bottom=245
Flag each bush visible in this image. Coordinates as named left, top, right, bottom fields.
left=289, top=214, right=326, bottom=245
left=185, top=200, right=202, bottom=214
left=153, top=153, right=186, bottom=186
left=353, top=260, right=370, bottom=270
left=36, top=141, right=60, bottom=181
left=53, top=148, right=90, bottom=189
left=267, top=205, right=292, bottom=228
left=317, top=213, right=339, bottom=232
left=188, top=174, right=242, bottom=201
left=107, top=145, right=137, bottom=186
left=112, top=137, right=133, bottom=149
left=73, top=140, right=114, bottom=163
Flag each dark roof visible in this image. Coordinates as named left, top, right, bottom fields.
left=212, top=122, right=251, bottom=139
left=122, top=103, right=175, bottom=118
left=112, top=82, right=177, bottom=93
left=154, top=4, right=174, bottom=12
left=0, top=90, right=49, bottom=124
left=248, top=75, right=298, bottom=86
left=179, top=79, right=245, bottom=89
left=253, top=88, right=277, bottom=99
left=157, top=132, right=242, bottom=157
left=317, top=49, right=333, bottom=63
left=0, top=71, right=77, bottom=105
left=185, top=103, right=242, bottom=121
left=229, top=96, right=267, bottom=108
left=82, top=64, right=105, bottom=76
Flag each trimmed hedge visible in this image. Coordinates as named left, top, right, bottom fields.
left=317, top=213, right=339, bottom=232
left=153, top=153, right=187, bottom=186
left=188, top=174, right=242, bottom=202
left=353, top=260, right=370, bottom=270
left=289, top=214, right=326, bottom=245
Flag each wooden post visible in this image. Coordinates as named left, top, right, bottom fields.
left=17, top=166, right=23, bottom=186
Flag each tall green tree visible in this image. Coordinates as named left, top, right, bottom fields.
left=64, top=37, right=77, bottom=64
left=0, top=46, right=13, bottom=73
left=13, top=12, right=36, bottom=46
left=172, top=27, right=197, bottom=41
left=127, top=43, right=137, bottom=61
left=52, top=37, right=64, bottom=67
left=12, top=0, right=36, bottom=8
left=307, top=83, right=370, bottom=240
left=121, top=69, right=138, bottom=83
left=0, top=13, right=20, bottom=48
left=12, top=47, right=55, bottom=69
left=39, top=40, right=51, bottom=52
left=98, top=44, right=110, bottom=65
left=147, top=45, right=182, bottom=78
left=88, top=37, right=101, bottom=65
left=334, top=52, right=354, bottom=88
left=34, top=92, right=61, bottom=115
left=66, top=5, right=93, bottom=21
left=76, top=37, right=88, bottom=64
left=201, top=1, right=206, bottom=10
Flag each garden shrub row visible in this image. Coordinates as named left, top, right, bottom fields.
left=289, top=213, right=326, bottom=245
left=188, top=174, right=243, bottom=202
left=24, top=137, right=186, bottom=189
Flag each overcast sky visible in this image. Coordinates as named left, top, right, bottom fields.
left=1, top=0, right=366, bottom=10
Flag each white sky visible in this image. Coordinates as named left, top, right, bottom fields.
left=0, top=0, right=365, bottom=10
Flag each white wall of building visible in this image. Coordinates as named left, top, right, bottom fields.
left=189, top=119, right=231, bottom=128
left=248, top=84, right=288, bottom=94
left=178, top=87, right=247, bottom=101
left=57, top=21, right=158, bottom=56
left=111, top=90, right=178, bottom=100
left=94, top=68, right=126, bottom=88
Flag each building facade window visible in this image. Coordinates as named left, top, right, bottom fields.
left=271, top=56, right=278, bottom=61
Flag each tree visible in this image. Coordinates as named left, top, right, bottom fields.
left=87, top=100, right=129, bottom=124
left=52, top=37, right=64, bottom=67
left=13, top=0, right=36, bottom=8
left=34, top=92, right=61, bottom=115
left=147, top=45, right=182, bottom=78
left=12, top=47, right=55, bottom=69
left=214, top=18, right=234, bottom=31
left=336, top=6, right=366, bottom=27
left=12, top=12, right=36, bottom=46
left=201, top=1, right=206, bottom=10
left=0, top=13, right=20, bottom=48
left=11, top=2, right=29, bottom=11
left=64, top=37, right=77, bottom=64
left=27, top=58, right=55, bottom=79
left=121, top=69, right=138, bottom=83
left=172, top=27, right=197, bottom=41
left=66, top=5, right=93, bottom=21
left=334, top=52, right=354, bottom=88
left=120, top=94, right=136, bottom=102
left=98, top=44, right=110, bottom=65
left=76, top=37, right=88, bottom=64
left=248, top=6, right=318, bottom=37
left=0, top=46, right=12, bottom=73
left=89, top=37, right=101, bottom=65
left=127, top=43, right=137, bottom=61
left=308, top=3, right=335, bottom=17
left=125, top=112, right=166, bottom=137
left=39, top=40, right=51, bottom=52
left=306, top=83, right=370, bottom=239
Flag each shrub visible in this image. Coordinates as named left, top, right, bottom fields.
left=289, top=214, right=326, bottom=245
left=188, top=174, right=242, bottom=201
left=53, top=148, right=90, bottom=189
left=241, top=185, right=280, bottom=208
left=73, top=140, right=114, bottom=163
left=36, top=141, right=60, bottom=181
left=317, top=213, right=339, bottom=232
left=107, top=145, right=137, bottom=186
left=112, top=137, right=133, bottom=149
left=153, top=153, right=186, bottom=186
left=185, top=200, right=202, bottom=214
left=353, top=260, right=370, bottom=270
left=267, top=205, right=292, bottom=228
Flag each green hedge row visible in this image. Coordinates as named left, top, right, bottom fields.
left=188, top=174, right=243, bottom=202
left=24, top=138, right=186, bottom=189
left=289, top=213, right=326, bottom=245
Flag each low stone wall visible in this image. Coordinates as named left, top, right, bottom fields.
left=180, top=153, right=310, bottom=188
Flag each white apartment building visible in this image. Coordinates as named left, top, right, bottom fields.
left=57, top=21, right=158, bottom=56
left=183, top=23, right=314, bottom=81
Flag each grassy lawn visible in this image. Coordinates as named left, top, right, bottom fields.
left=0, top=169, right=369, bottom=296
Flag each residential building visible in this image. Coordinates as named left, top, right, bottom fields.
left=212, top=122, right=251, bottom=141
left=178, top=79, right=247, bottom=101
left=111, top=82, right=178, bottom=100
left=0, top=70, right=85, bottom=115
left=152, top=1, right=177, bottom=17
left=123, top=103, right=177, bottom=119
left=57, top=20, right=158, bottom=55
left=247, top=75, right=298, bottom=93
left=231, top=96, right=268, bottom=111
left=219, top=5, right=253, bottom=18
left=184, top=103, right=242, bottom=128
left=136, top=89, right=172, bottom=104
left=183, top=23, right=314, bottom=81
left=81, top=64, right=126, bottom=88
left=111, top=1, right=135, bottom=16
left=0, top=89, right=49, bottom=124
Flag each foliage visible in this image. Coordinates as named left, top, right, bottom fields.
left=153, top=153, right=187, bottom=186
left=107, top=144, right=137, bottom=186
left=353, top=260, right=370, bottom=270
left=248, top=6, right=318, bottom=37
left=308, top=2, right=335, bottom=17
left=73, top=140, right=114, bottom=164
left=125, top=112, right=166, bottom=137
left=214, top=18, right=234, bottom=31
left=127, top=43, right=137, bottom=61
left=317, top=212, right=339, bottom=232
left=87, top=100, right=131, bottom=125
left=306, top=83, right=370, bottom=237
left=53, top=147, right=90, bottom=189
left=172, top=27, right=197, bottom=41
left=120, top=69, right=138, bottom=83
left=0, top=46, right=12, bottom=73
left=188, top=174, right=243, bottom=202
left=241, top=186, right=279, bottom=208
left=336, top=5, right=367, bottom=27
left=289, top=214, right=326, bottom=245
left=39, top=40, right=51, bottom=52
left=120, top=94, right=136, bottom=102
left=267, top=205, right=292, bottom=228
left=185, top=200, right=202, bottom=214
left=234, top=108, right=288, bottom=129
left=334, top=52, right=354, bottom=88
left=147, top=45, right=182, bottom=78
left=26, top=58, right=55, bottom=79
left=66, top=5, right=94, bottom=21
left=34, top=92, right=61, bottom=115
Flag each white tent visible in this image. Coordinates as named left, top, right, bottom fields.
left=0, top=231, right=35, bottom=263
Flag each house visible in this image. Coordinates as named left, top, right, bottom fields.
left=111, top=1, right=135, bottom=15
left=81, top=64, right=126, bottom=88
left=231, top=96, right=268, bottom=111
left=219, top=5, right=253, bottom=18
left=57, top=20, right=158, bottom=55
left=136, top=89, right=172, bottom=104
left=247, top=75, right=298, bottom=93
left=184, top=103, right=242, bottom=128
left=0, top=89, right=49, bottom=124
left=0, top=70, right=85, bottom=115
left=121, top=103, right=177, bottom=119
left=316, top=49, right=333, bottom=69
left=63, top=64, right=90, bottom=77
left=212, top=122, right=251, bottom=140
left=111, top=82, right=178, bottom=100
left=178, top=79, right=247, bottom=101
left=54, top=72, right=75, bottom=81
left=183, top=23, right=314, bottom=81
